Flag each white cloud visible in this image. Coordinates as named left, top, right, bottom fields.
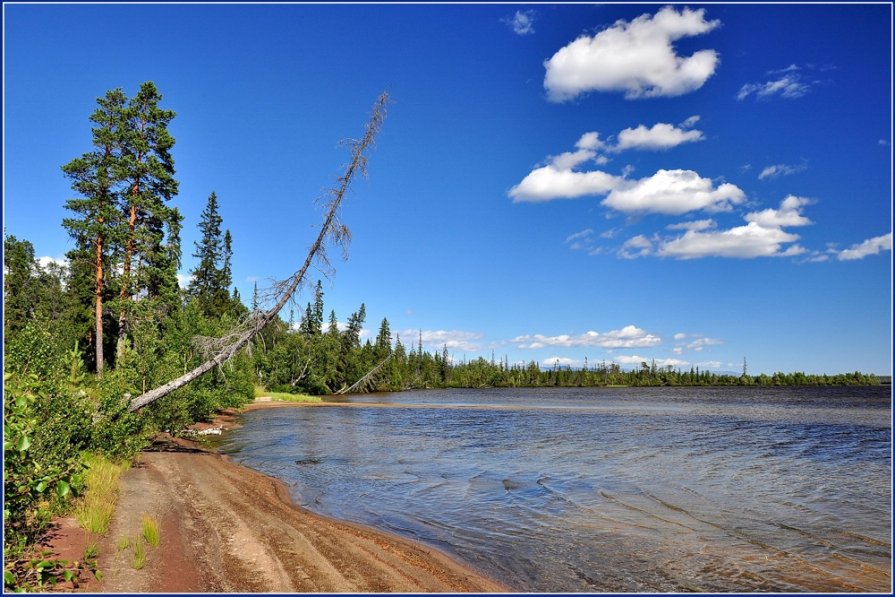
left=544, top=6, right=720, bottom=101
left=673, top=332, right=687, bottom=341
left=680, top=115, right=701, bottom=128
left=177, top=273, right=194, bottom=289
left=565, top=228, right=594, bottom=244
left=510, top=165, right=622, bottom=203
left=658, top=222, right=800, bottom=259
left=648, top=195, right=812, bottom=260
left=837, top=233, right=892, bottom=261
left=504, top=10, right=535, bottom=35
left=542, top=357, right=581, bottom=368
left=737, top=74, right=812, bottom=101
left=576, top=131, right=605, bottom=151
left=603, top=169, right=745, bottom=215
left=666, top=218, right=716, bottom=232
left=613, top=355, right=690, bottom=368
left=398, top=329, right=483, bottom=352
left=615, top=122, right=704, bottom=151
left=618, top=235, right=654, bottom=259
left=758, top=162, right=807, bottom=180
left=36, top=256, right=69, bottom=271
left=513, top=325, right=661, bottom=350
left=744, top=195, right=813, bottom=228
left=696, top=360, right=723, bottom=370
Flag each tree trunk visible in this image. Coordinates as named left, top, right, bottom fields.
left=116, top=199, right=138, bottom=360
left=95, top=231, right=105, bottom=376
left=128, top=92, right=388, bottom=412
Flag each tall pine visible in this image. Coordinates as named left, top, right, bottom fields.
left=116, top=81, right=179, bottom=357
left=61, top=88, right=128, bottom=374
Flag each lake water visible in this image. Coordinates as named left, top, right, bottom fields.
left=220, top=386, right=892, bottom=592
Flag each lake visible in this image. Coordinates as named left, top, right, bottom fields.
left=219, top=386, right=892, bottom=592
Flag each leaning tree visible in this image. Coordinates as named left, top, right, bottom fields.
left=128, top=92, right=389, bottom=411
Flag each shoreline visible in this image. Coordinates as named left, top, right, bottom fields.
left=48, top=403, right=506, bottom=593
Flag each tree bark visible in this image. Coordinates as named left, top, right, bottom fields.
left=128, top=92, right=388, bottom=412
left=95, top=230, right=105, bottom=376
left=116, top=200, right=138, bottom=360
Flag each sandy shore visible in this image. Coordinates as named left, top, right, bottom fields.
left=45, top=404, right=505, bottom=593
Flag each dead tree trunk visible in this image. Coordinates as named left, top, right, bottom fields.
left=336, top=353, right=393, bottom=395
left=128, top=92, right=388, bottom=412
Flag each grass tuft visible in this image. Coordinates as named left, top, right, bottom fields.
left=116, top=536, right=129, bottom=551
left=254, top=385, right=322, bottom=403
left=141, top=515, right=160, bottom=547
left=74, top=455, right=130, bottom=534
left=131, top=537, right=145, bottom=570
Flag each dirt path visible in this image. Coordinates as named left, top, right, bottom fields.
left=88, top=436, right=504, bottom=593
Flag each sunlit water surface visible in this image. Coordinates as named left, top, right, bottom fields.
left=220, top=386, right=891, bottom=592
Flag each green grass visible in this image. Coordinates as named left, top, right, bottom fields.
left=131, top=538, right=145, bottom=570
left=116, top=536, right=129, bottom=551
left=141, top=515, right=160, bottom=547
left=74, top=455, right=130, bottom=534
left=254, top=385, right=322, bottom=403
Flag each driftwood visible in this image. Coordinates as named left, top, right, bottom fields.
left=335, top=353, right=393, bottom=395
left=128, top=92, right=388, bottom=412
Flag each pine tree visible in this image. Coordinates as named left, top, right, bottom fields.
left=116, top=81, right=179, bottom=358
left=61, top=88, right=128, bottom=374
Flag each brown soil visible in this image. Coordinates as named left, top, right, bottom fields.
left=42, top=405, right=504, bottom=593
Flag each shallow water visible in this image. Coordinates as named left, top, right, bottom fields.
left=220, top=386, right=892, bottom=592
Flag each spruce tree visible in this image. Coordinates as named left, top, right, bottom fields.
left=189, top=192, right=224, bottom=315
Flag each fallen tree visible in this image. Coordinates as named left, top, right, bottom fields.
left=128, top=92, right=388, bottom=412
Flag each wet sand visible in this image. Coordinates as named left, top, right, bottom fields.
left=47, top=404, right=504, bottom=593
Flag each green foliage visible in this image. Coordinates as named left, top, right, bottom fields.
left=3, top=374, right=89, bottom=560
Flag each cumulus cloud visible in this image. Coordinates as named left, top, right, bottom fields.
left=837, top=233, right=892, bottom=261
left=744, top=195, right=812, bottom=228
left=398, top=329, right=483, bottom=352
left=603, top=169, right=745, bottom=215
left=544, top=6, right=720, bottom=101
left=511, top=130, right=742, bottom=212
left=758, top=162, right=807, bottom=180
left=615, top=121, right=704, bottom=151
left=510, top=167, right=621, bottom=202
left=513, top=325, right=661, bottom=349
left=658, top=222, right=801, bottom=259
left=504, top=10, right=535, bottom=35
left=618, top=195, right=814, bottom=260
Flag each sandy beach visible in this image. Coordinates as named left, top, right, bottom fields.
left=43, top=404, right=504, bottom=593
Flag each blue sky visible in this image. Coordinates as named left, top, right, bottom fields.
left=4, top=3, right=892, bottom=374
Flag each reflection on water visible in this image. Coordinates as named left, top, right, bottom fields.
left=220, top=386, right=892, bottom=592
